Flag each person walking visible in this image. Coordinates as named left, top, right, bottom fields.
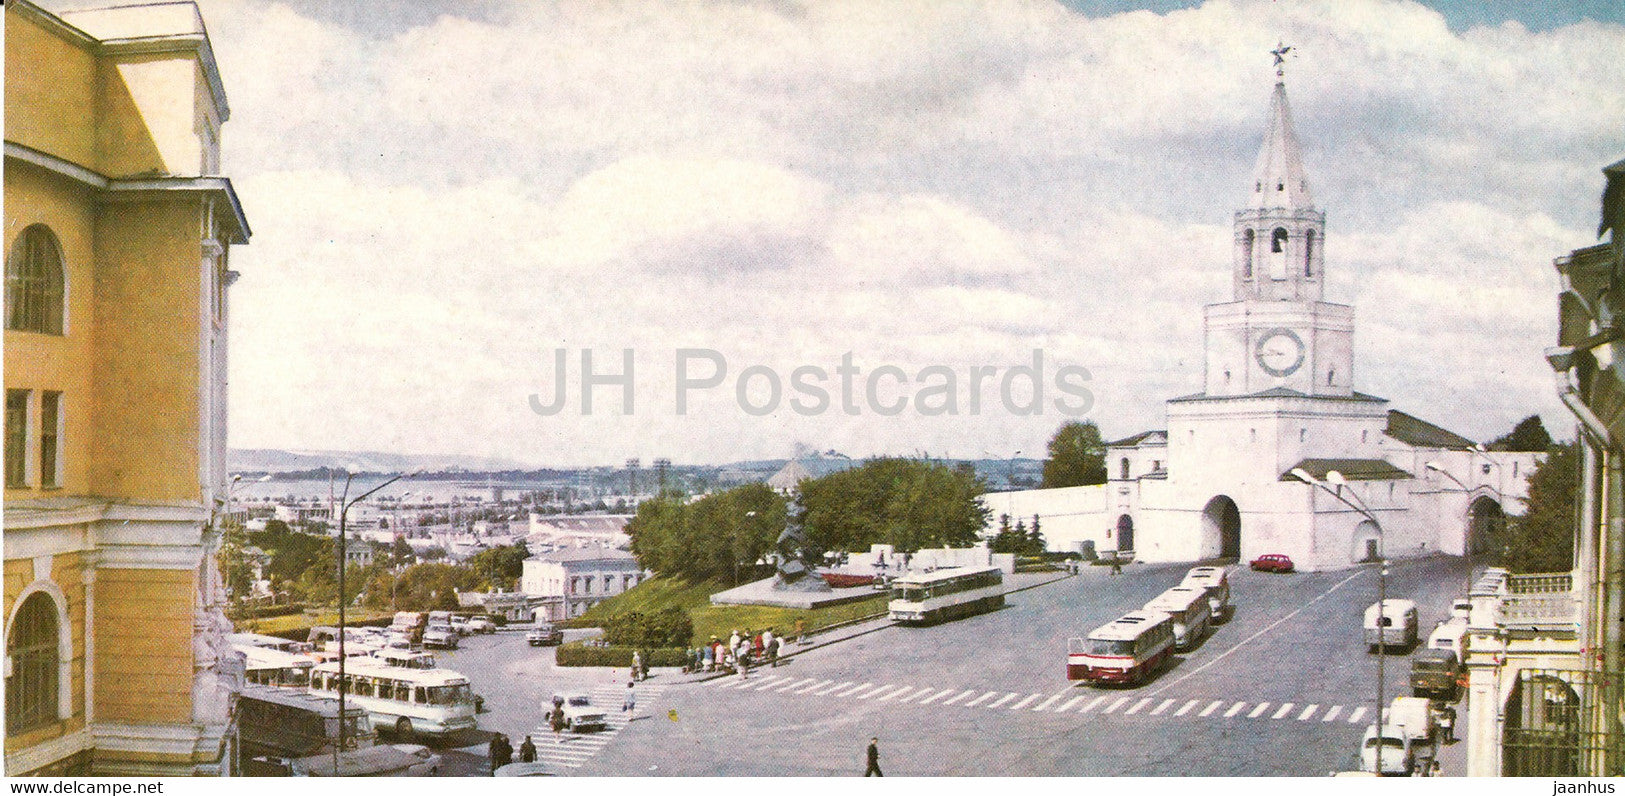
left=864, top=737, right=882, bottom=777
left=518, top=735, right=537, bottom=763
left=729, top=629, right=741, bottom=652
left=767, top=633, right=780, bottom=668
left=490, top=733, right=512, bottom=772
left=796, top=618, right=807, bottom=645
left=631, top=650, right=643, bottom=681
left=488, top=735, right=505, bottom=774
left=551, top=694, right=567, bottom=743
left=623, top=680, right=637, bottom=718
left=702, top=642, right=715, bottom=672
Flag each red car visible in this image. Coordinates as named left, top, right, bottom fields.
left=1250, top=554, right=1294, bottom=573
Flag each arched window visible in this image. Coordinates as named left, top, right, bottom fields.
left=1271, top=227, right=1288, bottom=253
left=1304, top=229, right=1316, bottom=276
left=1242, top=229, right=1255, bottom=278
left=6, top=592, right=61, bottom=733
left=5, top=225, right=66, bottom=334
left=1119, top=457, right=1131, bottom=480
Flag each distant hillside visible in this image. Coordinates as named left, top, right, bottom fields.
left=228, top=448, right=533, bottom=474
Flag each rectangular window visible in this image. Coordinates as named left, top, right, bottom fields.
left=40, top=391, right=59, bottom=488
left=5, top=390, right=27, bottom=487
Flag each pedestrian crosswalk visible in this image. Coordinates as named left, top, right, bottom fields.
left=522, top=682, right=667, bottom=770
left=704, top=672, right=1376, bottom=728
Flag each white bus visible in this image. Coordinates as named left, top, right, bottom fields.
left=1067, top=610, right=1175, bottom=686
left=1143, top=585, right=1212, bottom=651
left=238, top=644, right=318, bottom=688
left=227, top=632, right=314, bottom=655
left=888, top=565, right=1004, bottom=625
left=309, top=659, right=478, bottom=741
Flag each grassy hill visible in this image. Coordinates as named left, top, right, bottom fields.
left=565, top=576, right=887, bottom=646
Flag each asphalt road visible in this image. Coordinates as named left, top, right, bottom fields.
left=436, top=556, right=1473, bottom=776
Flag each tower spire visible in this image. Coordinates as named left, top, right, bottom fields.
left=1249, top=46, right=1313, bottom=211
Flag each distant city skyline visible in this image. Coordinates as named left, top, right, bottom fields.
left=63, top=0, right=1620, bottom=466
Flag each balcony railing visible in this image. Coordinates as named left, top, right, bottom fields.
left=1500, top=573, right=1579, bottom=631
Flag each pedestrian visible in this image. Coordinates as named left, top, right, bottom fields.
left=519, top=735, right=537, bottom=763
left=1110, top=558, right=1122, bottom=576
left=752, top=631, right=764, bottom=659
left=490, top=733, right=512, bottom=772
left=1437, top=705, right=1456, bottom=743
left=631, top=650, right=643, bottom=681
left=796, top=618, right=807, bottom=645
left=762, top=628, right=775, bottom=653
left=550, top=699, right=567, bottom=743
left=623, top=680, right=637, bottom=717
left=767, top=634, right=780, bottom=668
left=702, top=643, right=714, bottom=672
left=488, top=735, right=504, bottom=774
left=864, top=737, right=882, bottom=777
left=729, top=629, right=741, bottom=651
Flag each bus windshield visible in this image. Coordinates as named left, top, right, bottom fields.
left=895, top=587, right=928, bottom=602
left=1082, top=638, right=1135, bottom=656
left=426, top=684, right=473, bottom=706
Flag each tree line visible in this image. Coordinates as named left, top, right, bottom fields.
left=626, top=458, right=990, bottom=582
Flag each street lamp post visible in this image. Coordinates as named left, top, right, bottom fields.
left=1289, top=467, right=1388, bottom=774
left=333, top=468, right=419, bottom=767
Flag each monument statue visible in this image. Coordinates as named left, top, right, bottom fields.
left=771, top=495, right=831, bottom=593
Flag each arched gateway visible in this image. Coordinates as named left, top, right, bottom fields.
left=1202, top=496, right=1241, bottom=560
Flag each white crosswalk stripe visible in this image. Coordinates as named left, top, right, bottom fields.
left=964, top=691, right=998, bottom=707
left=941, top=690, right=977, bottom=706
left=1175, top=699, right=1200, bottom=717
left=791, top=679, right=831, bottom=695
left=1124, top=698, right=1152, bottom=715
left=840, top=683, right=878, bottom=698
left=1347, top=706, right=1368, bottom=724
left=1298, top=704, right=1319, bottom=721
left=1249, top=702, right=1271, bottom=718
left=1032, top=694, right=1063, bottom=712
left=984, top=692, right=1018, bottom=709
left=1272, top=703, right=1295, bottom=720
left=813, top=681, right=853, bottom=696
left=1103, top=697, right=1130, bottom=714
left=1010, top=694, right=1040, bottom=710
left=1080, top=695, right=1109, bottom=713
left=917, top=688, right=955, bottom=705
left=1225, top=702, right=1247, bottom=718
left=1054, top=695, right=1086, bottom=712
left=1321, top=705, right=1343, bottom=722
left=1200, top=700, right=1223, bottom=717
left=1149, top=698, right=1177, bottom=716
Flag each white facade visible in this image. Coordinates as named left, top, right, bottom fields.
left=520, top=548, right=648, bottom=620
left=986, top=78, right=1540, bottom=572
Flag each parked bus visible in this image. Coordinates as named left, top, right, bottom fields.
left=239, top=684, right=375, bottom=759
left=228, top=632, right=315, bottom=655
left=1179, top=566, right=1232, bottom=622
left=1143, top=586, right=1213, bottom=651
left=309, top=659, right=478, bottom=741
left=1067, top=610, right=1176, bottom=686
left=239, top=644, right=318, bottom=688
left=372, top=647, right=437, bottom=670
left=888, top=565, right=1005, bottom=625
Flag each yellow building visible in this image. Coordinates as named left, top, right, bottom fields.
left=4, top=0, right=249, bottom=776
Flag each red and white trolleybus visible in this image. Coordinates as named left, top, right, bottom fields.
left=1067, top=610, right=1175, bottom=686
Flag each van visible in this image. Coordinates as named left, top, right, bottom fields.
left=1426, top=616, right=1468, bottom=659
left=1363, top=599, right=1418, bottom=652
left=1180, top=566, right=1232, bottom=622
left=1143, top=586, right=1213, bottom=650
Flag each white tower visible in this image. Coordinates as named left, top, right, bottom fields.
left=1203, top=73, right=1354, bottom=398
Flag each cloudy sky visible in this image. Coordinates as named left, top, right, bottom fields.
left=88, top=0, right=1625, bottom=466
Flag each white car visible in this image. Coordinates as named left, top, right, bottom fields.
left=546, top=692, right=607, bottom=733
left=391, top=743, right=442, bottom=776
left=467, top=617, right=496, bottom=634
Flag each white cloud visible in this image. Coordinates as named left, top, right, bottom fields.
left=193, top=0, right=1625, bottom=464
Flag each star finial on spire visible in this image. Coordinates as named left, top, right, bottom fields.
left=1271, top=42, right=1293, bottom=79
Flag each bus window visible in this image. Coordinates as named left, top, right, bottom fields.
left=1084, top=638, right=1135, bottom=656
left=415, top=687, right=428, bottom=704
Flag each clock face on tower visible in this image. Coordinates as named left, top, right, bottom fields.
left=1255, top=327, right=1306, bottom=377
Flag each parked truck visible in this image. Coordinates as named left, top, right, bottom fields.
left=1360, top=696, right=1437, bottom=776
left=1410, top=649, right=1461, bottom=701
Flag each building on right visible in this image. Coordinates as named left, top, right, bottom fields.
left=1463, top=158, right=1625, bottom=776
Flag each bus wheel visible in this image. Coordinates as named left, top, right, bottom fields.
left=395, top=717, right=414, bottom=741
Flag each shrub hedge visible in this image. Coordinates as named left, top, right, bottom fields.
left=554, top=643, right=689, bottom=668
left=227, top=603, right=307, bottom=620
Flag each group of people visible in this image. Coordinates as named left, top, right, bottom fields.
left=486, top=733, right=539, bottom=773
left=685, top=627, right=791, bottom=674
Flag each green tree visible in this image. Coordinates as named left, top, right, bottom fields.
left=1504, top=441, right=1577, bottom=572
left=1042, top=420, right=1108, bottom=488
left=800, top=458, right=988, bottom=555
left=467, top=542, right=529, bottom=590
left=1490, top=415, right=1554, bottom=452
left=1028, top=515, right=1046, bottom=555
